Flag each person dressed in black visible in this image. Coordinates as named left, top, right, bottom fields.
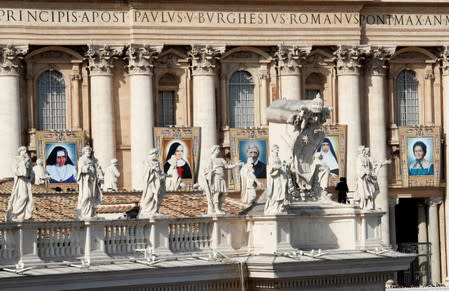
left=163, top=142, right=192, bottom=179
left=336, top=177, right=349, bottom=204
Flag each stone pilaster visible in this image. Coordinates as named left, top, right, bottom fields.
left=417, top=202, right=429, bottom=286
left=0, top=45, right=28, bottom=179
left=126, top=44, right=162, bottom=190
left=71, top=73, right=82, bottom=130
left=189, top=45, right=224, bottom=175
left=86, top=44, right=123, bottom=169
left=366, top=46, right=395, bottom=247
left=276, top=44, right=310, bottom=100
left=427, top=197, right=442, bottom=284
left=440, top=46, right=449, bottom=285
left=388, top=196, right=399, bottom=249
left=334, top=45, right=366, bottom=192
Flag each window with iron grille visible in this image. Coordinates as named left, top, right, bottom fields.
left=158, top=91, right=176, bottom=127
left=396, top=70, right=419, bottom=126
left=37, top=70, right=66, bottom=130
left=229, top=71, right=255, bottom=128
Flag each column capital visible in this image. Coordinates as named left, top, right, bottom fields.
left=427, top=197, right=443, bottom=207
left=86, top=44, right=123, bottom=75
left=189, top=45, right=225, bottom=76
left=125, top=44, right=162, bottom=75
left=440, top=46, right=449, bottom=76
left=388, top=196, right=399, bottom=208
left=366, top=46, right=396, bottom=76
left=275, top=44, right=311, bottom=75
left=0, top=45, right=28, bottom=76
left=334, top=45, right=368, bottom=75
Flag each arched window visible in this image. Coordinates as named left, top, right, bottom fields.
left=158, top=73, right=178, bottom=127
left=37, top=70, right=66, bottom=130
left=229, top=71, right=255, bottom=128
left=396, top=70, right=419, bottom=126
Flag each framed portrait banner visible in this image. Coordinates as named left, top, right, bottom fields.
left=399, top=126, right=441, bottom=187
left=230, top=128, right=269, bottom=190
left=315, top=124, right=347, bottom=187
left=36, top=131, right=85, bottom=190
left=154, top=127, right=201, bottom=184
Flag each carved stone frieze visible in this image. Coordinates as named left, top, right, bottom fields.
left=334, top=45, right=367, bottom=75
left=189, top=45, right=225, bottom=75
left=0, top=45, right=28, bottom=75
left=125, top=44, right=162, bottom=75
left=276, top=44, right=311, bottom=75
left=86, top=44, right=123, bottom=75
left=366, top=46, right=396, bottom=76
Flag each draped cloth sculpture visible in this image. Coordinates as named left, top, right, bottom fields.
left=356, top=146, right=391, bottom=210
left=266, top=94, right=332, bottom=206
left=240, top=162, right=259, bottom=204
left=264, top=145, right=290, bottom=215
left=138, top=148, right=166, bottom=218
left=32, top=158, right=49, bottom=185
left=103, top=158, right=120, bottom=191
left=77, top=146, right=103, bottom=220
left=200, top=145, right=240, bottom=215
left=6, top=146, right=34, bottom=222
left=165, top=155, right=182, bottom=191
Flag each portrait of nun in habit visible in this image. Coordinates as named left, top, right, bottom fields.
left=316, top=137, right=339, bottom=176
left=46, top=145, right=77, bottom=183
left=163, top=141, right=193, bottom=179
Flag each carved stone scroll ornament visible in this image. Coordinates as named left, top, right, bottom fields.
left=189, top=45, right=225, bottom=75
left=125, top=44, right=162, bottom=75
left=0, top=45, right=28, bottom=75
left=275, top=44, right=311, bottom=75
left=333, top=45, right=367, bottom=75
left=85, top=44, right=123, bottom=75
left=366, top=46, right=396, bottom=76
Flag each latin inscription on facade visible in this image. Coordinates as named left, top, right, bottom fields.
left=0, top=8, right=448, bottom=27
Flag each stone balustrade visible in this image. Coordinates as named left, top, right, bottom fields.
left=0, top=205, right=385, bottom=271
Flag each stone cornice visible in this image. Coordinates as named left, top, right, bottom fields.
left=366, top=46, right=396, bottom=76
left=189, top=45, right=225, bottom=75
left=276, top=44, right=311, bottom=75
left=125, top=44, right=163, bottom=75
left=86, top=45, right=123, bottom=75
left=334, top=45, right=368, bottom=75
left=0, top=45, right=28, bottom=76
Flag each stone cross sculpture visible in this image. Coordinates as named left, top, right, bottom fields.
left=32, top=158, right=50, bottom=185
left=76, top=146, right=103, bottom=220
left=200, top=145, right=240, bottom=215
left=103, top=158, right=120, bottom=191
left=6, top=146, right=34, bottom=222
left=266, top=94, right=332, bottom=203
left=355, top=146, right=391, bottom=210
left=138, top=148, right=166, bottom=218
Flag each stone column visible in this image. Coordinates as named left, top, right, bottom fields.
left=71, top=72, right=82, bottom=130
left=334, top=46, right=365, bottom=191
left=427, top=198, right=442, bottom=284
left=86, top=45, right=122, bottom=169
left=388, top=197, right=399, bottom=249
left=270, top=46, right=310, bottom=161
left=417, top=202, right=429, bottom=286
left=276, top=45, right=310, bottom=100
left=366, top=46, right=395, bottom=246
left=0, top=45, right=28, bottom=179
left=441, top=46, right=449, bottom=285
left=189, top=45, right=224, bottom=175
left=126, top=44, right=161, bottom=190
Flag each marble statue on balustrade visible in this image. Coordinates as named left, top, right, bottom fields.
left=266, top=94, right=332, bottom=202
left=165, top=155, right=182, bottom=191
left=138, top=148, right=166, bottom=218
left=76, top=146, right=104, bottom=220
left=240, top=162, right=259, bottom=205
left=200, top=145, right=241, bottom=215
left=103, top=158, right=120, bottom=192
left=6, top=146, right=34, bottom=222
left=32, top=158, right=50, bottom=185
left=264, top=145, right=291, bottom=215
left=356, top=146, right=391, bottom=210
